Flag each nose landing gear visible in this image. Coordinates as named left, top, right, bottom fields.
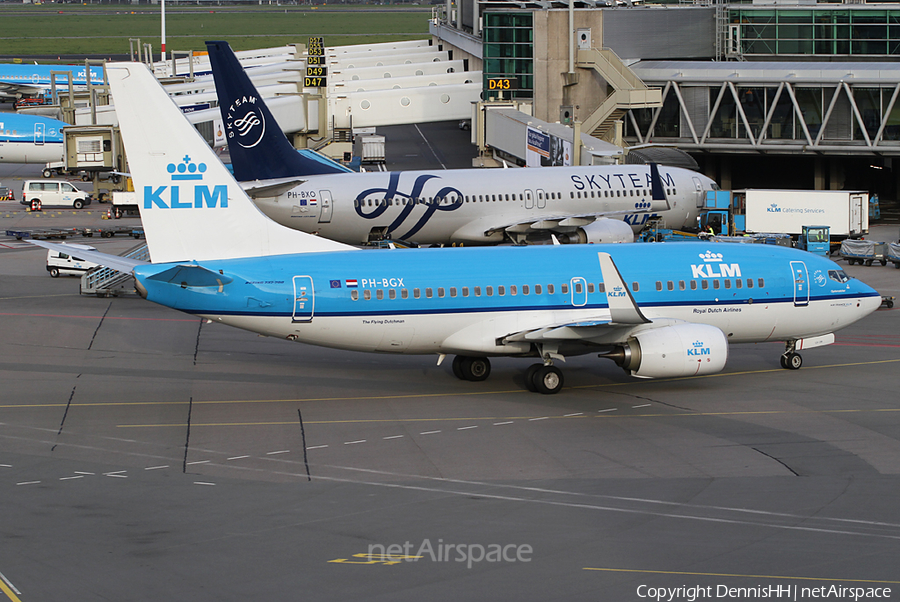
left=780, top=340, right=803, bottom=370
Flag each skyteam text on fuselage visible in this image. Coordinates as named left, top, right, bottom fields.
left=206, top=40, right=716, bottom=246
left=0, top=112, right=67, bottom=164
left=33, top=62, right=880, bottom=396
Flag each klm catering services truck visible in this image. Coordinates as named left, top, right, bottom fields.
left=700, top=190, right=869, bottom=242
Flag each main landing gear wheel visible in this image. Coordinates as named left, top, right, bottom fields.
left=452, top=355, right=465, bottom=380
left=453, top=356, right=491, bottom=381
left=524, top=364, right=542, bottom=392
left=780, top=352, right=802, bottom=370
left=532, top=365, right=564, bottom=395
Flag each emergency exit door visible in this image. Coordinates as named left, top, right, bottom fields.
left=292, top=276, right=314, bottom=322
left=318, top=190, right=333, bottom=223
left=790, top=261, right=809, bottom=307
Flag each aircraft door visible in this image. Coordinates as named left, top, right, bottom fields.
left=292, top=276, right=314, bottom=322
left=692, top=177, right=704, bottom=207
left=318, top=190, right=333, bottom=223
left=851, top=194, right=864, bottom=233
left=524, top=189, right=534, bottom=210
left=537, top=189, right=546, bottom=209
left=790, top=261, right=809, bottom=307
left=570, top=277, right=587, bottom=307
left=34, top=122, right=45, bottom=146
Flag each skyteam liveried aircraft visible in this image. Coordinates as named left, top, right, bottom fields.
left=32, top=63, right=882, bottom=394
left=0, top=63, right=105, bottom=101
left=206, top=41, right=714, bottom=246
left=0, top=112, right=68, bottom=164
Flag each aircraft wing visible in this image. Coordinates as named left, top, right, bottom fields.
left=240, top=177, right=307, bottom=199
left=0, top=81, right=45, bottom=98
left=501, top=251, right=653, bottom=345
left=28, top=239, right=150, bottom=273
left=482, top=207, right=661, bottom=237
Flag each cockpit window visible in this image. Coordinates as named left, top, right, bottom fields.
left=828, top=270, right=850, bottom=283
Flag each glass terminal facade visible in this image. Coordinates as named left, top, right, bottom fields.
left=482, top=11, right=534, bottom=100
left=731, top=6, right=900, bottom=58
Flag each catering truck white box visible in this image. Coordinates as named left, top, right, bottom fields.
left=701, top=190, right=868, bottom=240
left=735, top=190, right=868, bottom=238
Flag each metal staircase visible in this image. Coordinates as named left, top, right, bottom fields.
left=575, top=47, right=662, bottom=142
left=80, top=242, right=150, bottom=297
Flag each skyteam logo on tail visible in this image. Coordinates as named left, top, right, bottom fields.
left=143, top=156, right=228, bottom=209
left=690, top=250, right=741, bottom=279
left=687, top=340, right=710, bottom=356
left=225, top=95, right=265, bottom=149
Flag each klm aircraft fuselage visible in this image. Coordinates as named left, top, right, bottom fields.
left=0, top=112, right=67, bottom=164
left=250, top=164, right=711, bottom=245
left=134, top=242, right=878, bottom=358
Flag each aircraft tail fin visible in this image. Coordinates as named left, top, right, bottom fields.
left=206, top=40, right=350, bottom=180
left=649, top=163, right=669, bottom=205
left=105, top=62, right=354, bottom=265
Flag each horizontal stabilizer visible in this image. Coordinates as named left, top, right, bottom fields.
left=28, top=240, right=148, bottom=274
left=241, top=178, right=308, bottom=199
left=145, top=264, right=234, bottom=288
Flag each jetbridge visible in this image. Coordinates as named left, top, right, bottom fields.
left=83, top=40, right=482, bottom=156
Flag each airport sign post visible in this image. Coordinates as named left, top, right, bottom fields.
left=305, top=37, right=327, bottom=88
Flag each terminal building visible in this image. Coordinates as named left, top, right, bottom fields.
left=430, top=0, right=900, bottom=203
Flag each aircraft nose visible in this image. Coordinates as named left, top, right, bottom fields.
left=854, top=280, right=882, bottom=316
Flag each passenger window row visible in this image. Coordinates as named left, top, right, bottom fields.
left=349, top=278, right=765, bottom=301
left=652, top=278, right=766, bottom=292
left=351, top=281, right=592, bottom=302
left=354, top=191, right=565, bottom=208
left=570, top=188, right=677, bottom=200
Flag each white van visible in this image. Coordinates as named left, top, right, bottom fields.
left=21, top=180, right=92, bottom=210
left=46, top=244, right=99, bottom=278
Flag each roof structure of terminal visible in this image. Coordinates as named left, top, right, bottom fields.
left=631, top=61, right=900, bottom=85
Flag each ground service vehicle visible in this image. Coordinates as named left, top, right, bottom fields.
left=46, top=244, right=98, bottom=277
left=21, top=180, right=92, bottom=210
left=700, top=190, right=867, bottom=245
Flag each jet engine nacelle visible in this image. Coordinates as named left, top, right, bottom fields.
left=610, top=323, right=728, bottom=378
left=562, top=218, right=635, bottom=244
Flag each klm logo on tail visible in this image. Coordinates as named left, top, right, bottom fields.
left=143, top=156, right=228, bottom=209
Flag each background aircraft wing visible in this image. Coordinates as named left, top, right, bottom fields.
left=483, top=207, right=663, bottom=237
left=0, top=82, right=44, bottom=98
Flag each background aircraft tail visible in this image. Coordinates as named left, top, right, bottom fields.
left=106, top=63, right=353, bottom=264
left=206, top=40, right=350, bottom=180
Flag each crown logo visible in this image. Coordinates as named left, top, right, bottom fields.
left=167, top=155, right=207, bottom=181
left=698, top=251, right=723, bottom=262
left=692, top=340, right=705, bottom=348
left=634, top=200, right=651, bottom=210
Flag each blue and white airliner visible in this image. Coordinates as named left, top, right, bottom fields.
left=0, top=112, right=67, bottom=164
left=206, top=41, right=715, bottom=246
left=32, top=63, right=882, bottom=394
left=0, top=63, right=105, bottom=101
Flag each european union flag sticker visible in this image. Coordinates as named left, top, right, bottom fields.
left=330, top=280, right=341, bottom=288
